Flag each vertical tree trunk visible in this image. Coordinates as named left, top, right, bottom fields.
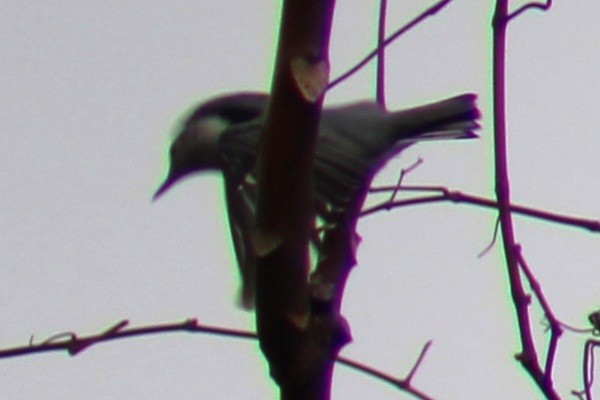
left=254, top=1, right=342, bottom=399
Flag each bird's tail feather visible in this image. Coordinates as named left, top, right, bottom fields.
left=313, top=94, right=480, bottom=209
left=390, top=94, right=480, bottom=142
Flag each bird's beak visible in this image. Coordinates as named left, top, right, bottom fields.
left=152, top=175, right=176, bottom=202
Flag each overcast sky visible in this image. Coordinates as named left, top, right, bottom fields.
left=0, top=1, right=598, bottom=399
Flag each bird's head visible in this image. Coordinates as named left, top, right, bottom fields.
left=153, top=115, right=229, bottom=201
left=153, top=92, right=268, bottom=201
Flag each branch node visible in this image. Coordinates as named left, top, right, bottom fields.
left=290, top=56, right=330, bottom=102
left=184, top=318, right=199, bottom=329
left=102, top=320, right=129, bottom=336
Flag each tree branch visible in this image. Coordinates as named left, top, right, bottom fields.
left=254, top=1, right=341, bottom=398
left=364, top=185, right=600, bottom=233
left=337, top=341, right=434, bottom=400
left=0, top=319, right=430, bottom=399
left=375, top=0, right=388, bottom=106
left=506, top=0, right=553, bottom=22
left=0, top=319, right=253, bottom=359
left=492, top=1, right=559, bottom=398
left=327, top=0, right=453, bottom=90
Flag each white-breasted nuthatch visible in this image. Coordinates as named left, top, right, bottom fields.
left=154, top=92, right=480, bottom=308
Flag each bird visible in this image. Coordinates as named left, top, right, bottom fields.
left=154, top=92, right=480, bottom=309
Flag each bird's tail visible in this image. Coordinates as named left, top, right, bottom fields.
left=313, top=93, right=480, bottom=210
left=389, top=94, right=480, bottom=143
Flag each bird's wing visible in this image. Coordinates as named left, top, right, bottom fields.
left=314, top=95, right=480, bottom=211
left=311, top=104, right=393, bottom=209
left=223, top=172, right=257, bottom=309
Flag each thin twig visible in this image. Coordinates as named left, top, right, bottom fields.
left=0, top=319, right=255, bottom=359
left=389, top=158, right=424, bottom=203
left=559, top=322, right=594, bottom=335
left=362, top=187, right=599, bottom=233
left=405, top=340, right=432, bottom=383
left=588, top=342, right=596, bottom=399
left=376, top=0, right=388, bottom=106
left=477, top=216, right=500, bottom=258
left=514, top=247, right=563, bottom=379
left=577, top=340, right=599, bottom=400
left=337, top=340, right=435, bottom=400
left=0, top=318, right=433, bottom=397
left=328, top=0, right=453, bottom=90
left=506, top=0, right=553, bottom=22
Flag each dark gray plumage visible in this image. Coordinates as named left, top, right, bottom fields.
left=154, top=92, right=480, bottom=308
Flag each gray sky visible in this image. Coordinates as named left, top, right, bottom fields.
left=0, top=1, right=598, bottom=399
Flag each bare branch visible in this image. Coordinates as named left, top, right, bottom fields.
left=585, top=341, right=597, bottom=400
left=0, top=319, right=254, bottom=359
left=559, top=322, right=594, bottom=335
left=492, top=0, right=559, bottom=397
left=514, top=246, right=563, bottom=379
left=477, top=217, right=500, bottom=258
left=0, top=318, right=432, bottom=398
left=405, top=340, right=433, bottom=383
left=328, top=0, right=453, bottom=90
left=375, top=0, right=388, bottom=106
left=506, top=0, right=553, bottom=22
left=337, top=340, right=435, bottom=400
left=254, top=1, right=346, bottom=397
left=363, top=186, right=600, bottom=233
left=388, top=158, right=424, bottom=203
left=572, top=340, right=600, bottom=400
